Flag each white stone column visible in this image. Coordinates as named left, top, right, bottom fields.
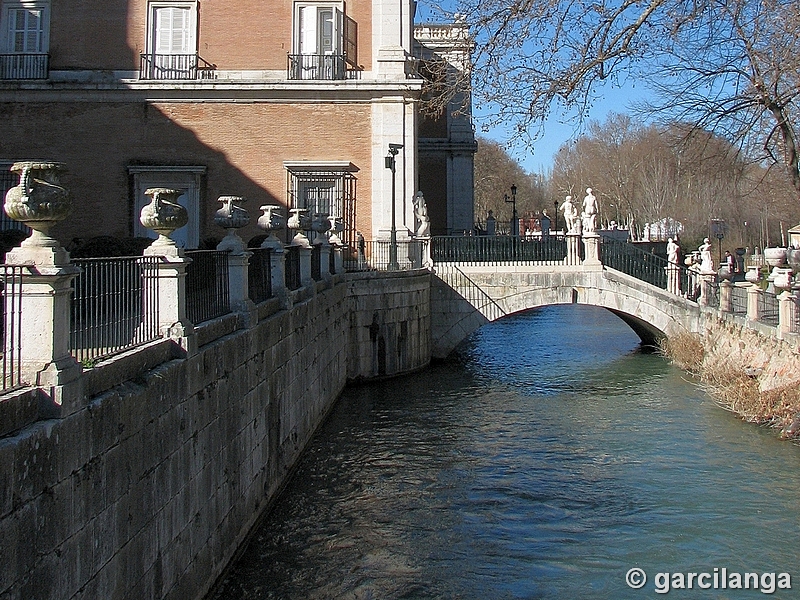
left=666, top=264, right=681, bottom=296
left=582, top=232, right=601, bottom=266
left=143, top=248, right=196, bottom=355
left=697, top=274, right=714, bottom=306
left=215, top=196, right=257, bottom=326
left=719, top=280, right=732, bottom=313
left=778, top=291, right=797, bottom=336
left=218, top=238, right=256, bottom=326
left=746, top=285, right=761, bottom=322
left=4, top=258, right=82, bottom=396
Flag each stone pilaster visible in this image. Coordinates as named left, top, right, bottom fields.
left=778, top=291, right=797, bottom=336
left=746, top=284, right=761, bottom=322
left=582, top=232, right=601, bottom=266
left=719, top=280, right=732, bottom=313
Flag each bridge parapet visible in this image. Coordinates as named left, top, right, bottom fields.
left=429, top=234, right=800, bottom=356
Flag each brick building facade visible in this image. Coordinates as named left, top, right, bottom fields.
left=0, top=0, right=474, bottom=249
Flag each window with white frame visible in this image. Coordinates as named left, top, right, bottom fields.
left=142, top=2, right=197, bottom=79
left=285, top=161, right=357, bottom=247
left=0, top=1, right=50, bottom=78
left=290, top=1, right=356, bottom=80
left=128, top=165, right=205, bottom=249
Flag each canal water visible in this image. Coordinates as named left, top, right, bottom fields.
left=210, top=305, right=800, bottom=599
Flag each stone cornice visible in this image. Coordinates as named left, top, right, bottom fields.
left=0, top=78, right=423, bottom=103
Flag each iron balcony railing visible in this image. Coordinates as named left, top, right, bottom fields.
left=0, top=53, right=49, bottom=79
left=185, top=250, right=231, bottom=324
left=70, top=256, right=161, bottom=365
left=1, top=265, right=23, bottom=391
left=248, top=247, right=273, bottom=304
left=432, top=235, right=568, bottom=266
left=287, top=53, right=348, bottom=80
left=139, top=53, right=216, bottom=80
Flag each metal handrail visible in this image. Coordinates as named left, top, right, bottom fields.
left=431, top=235, right=568, bottom=266
left=1, top=265, right=23, bottom=390
left=139, top=53, right=215, bottom=80
left=287, top=53, right=348, bottom=80
left=70, top=256, right=161, bottom=365
left=185, top=250, right=231, bottom=323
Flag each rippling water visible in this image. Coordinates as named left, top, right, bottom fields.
left=210, top=306, right=800, bottom=599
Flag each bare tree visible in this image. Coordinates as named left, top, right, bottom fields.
left=437, top=0, right=800, bottom=198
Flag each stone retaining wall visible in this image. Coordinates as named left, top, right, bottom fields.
left=0, top=271, right=431, bottom=600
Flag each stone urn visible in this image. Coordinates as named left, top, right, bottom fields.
left=717, top=266, right=733, bottom=281
left=764, top=247, right=787, bottom=267
left=214, top=196, right=249, bottom=231
left=328, top=215, right=344, bottom=245
left=745, top=265, right=761, bottom=285
left=287, top=208, right=311, bottom=247
left=774, top=268, right=793, bottom=292
left=4, top=161, right=72, bottom=247
left=140, top=188, right=188, bottom=248
left=787, top=248, right=800, bottom=272
left=311, top=212, right=331, bottom=244
left=257, top=205, right=285, bottom=249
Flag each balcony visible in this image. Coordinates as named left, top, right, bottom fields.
left=0, top=53, right=49, bottom=80
left=139, top=53, right=216, bottom=80
left=287, top=53, right=350, bottom=81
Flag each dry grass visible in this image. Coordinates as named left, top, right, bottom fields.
left=658, top=331, right=704, bottom=374
left=661, top=331, right=800, bottom=439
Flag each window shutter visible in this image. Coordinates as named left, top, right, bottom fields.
left=343, top=13, right=357, bottom=67
left=7, top=8, right=44, bottom=53
left=300, top=6, right=317, bottom=54
left=154, top=6, right=193, bottom=54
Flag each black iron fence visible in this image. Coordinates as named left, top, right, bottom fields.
left=285, top=246, right=302, bottom=290
left=248, top=247, right=273, bottom=304
left=731, top=285, right=748, bottom=315
left=432, top=235, right=567, bottom=265
left=311, top=245, right=322, bottom=281
left=343, top=239, right=429, bottom=271
left=1, top=265, right=23, bottom=390
left=0, top=53, right=49, bottom=79
left=759, top=290, right=780, bottom=327
left=70, top=256, right=161, bottom=365
left=185, top=250, right=231, bottom=324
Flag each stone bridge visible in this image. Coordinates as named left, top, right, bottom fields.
left=430, top=261, right=703, bottom=357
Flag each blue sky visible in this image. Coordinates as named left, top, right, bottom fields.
left=478, top=78, right=653, bottom=175
left=413, top=1, right=653, bottom=175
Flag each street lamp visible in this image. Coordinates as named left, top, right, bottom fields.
left=710, top=218, right=726, bottom=266
left=385, top=143, right=403, bottom=269
left=553, top=199, right=559, bottom=233
left=505, top=184, right=518, bottom=236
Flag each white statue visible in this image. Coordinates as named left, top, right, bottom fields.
left=560, top=195, right=579, bottom=234
left=414, top=191, right=431, bottom=237
left=581, top=187, right=597, bottom=233
left=667, top=237, right=680, bottom=265
left=699, top=237, right=714, bottom=273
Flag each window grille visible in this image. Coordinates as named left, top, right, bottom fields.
left=285, top=166, right=357, bottom=248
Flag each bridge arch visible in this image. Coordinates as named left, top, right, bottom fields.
left=430, top=264, right=702, bottom=358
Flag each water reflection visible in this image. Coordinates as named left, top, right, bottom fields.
left=211, top=305, right=800, bottom=599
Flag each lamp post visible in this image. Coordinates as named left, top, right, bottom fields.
left=710, top=218, right=726, bottom=266
left=553, top=199, right=559, bottom=233
left=505, top=184, right=518, bottom=236
left=385, top=143, right=403, bottom=269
